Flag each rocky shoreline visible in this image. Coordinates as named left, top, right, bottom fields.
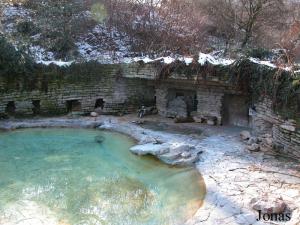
left=0, top=116, right=299, bottom=225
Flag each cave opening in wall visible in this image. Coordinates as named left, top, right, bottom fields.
left=193, top=94, right=198, bottom=112
left=5, top=101, right=16, bottom=116
left=297, top=93, right=300, bottom=118
left=32, top=100, right=41, bottom=115
left=166, top=89, right=197, bottom=118
left=95, top=98, right=105, bottom=110
left=66, top=100, right=82, bottom=112
left=222, top=94, right=249, bottom=127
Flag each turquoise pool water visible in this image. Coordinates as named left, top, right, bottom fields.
left=0, top=128, right=205, bottom=225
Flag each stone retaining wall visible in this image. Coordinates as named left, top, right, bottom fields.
left=0, top=64, right=155, bottom=116
left=273, top=124, right=300, bottom=159
left=251, top=98, right=300, bottom=159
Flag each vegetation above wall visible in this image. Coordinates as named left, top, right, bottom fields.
left=0, top=39, right=121, bottom=92
left=232, top=59, right=300, bottom=119
left=0, top=35, right=34, bottom=77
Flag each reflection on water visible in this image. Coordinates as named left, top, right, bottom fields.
left=0, top=128, right=205, bottom=225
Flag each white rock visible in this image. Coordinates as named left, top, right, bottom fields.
left=262, top=133, right=272, bottom=138
left=240, top=131, right=251, bottom=140
left=130, top=143, right=169, bottom=156
left=193, top=116, right=202, bottom=123
left=90, top=112, right=98, bottom=117
left=247, top=137, right=258, bottom=145
left=170, top=144, right=191, bottom=152
left=207, top=119, right=216, bottom=126
left=247, top=144, right=260, bottom=152
left=181, top=151, right=191, bottom=158
left=280, top=124, right=296, bottom=132
left=265, top=137, right=273, bottom=145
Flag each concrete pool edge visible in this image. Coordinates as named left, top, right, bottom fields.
left=0, top=116, right=299, bottom=225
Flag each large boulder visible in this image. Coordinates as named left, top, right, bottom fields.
left=130, top=143, right=169, bottom=156
left=166, top=97, right=187, bottom=118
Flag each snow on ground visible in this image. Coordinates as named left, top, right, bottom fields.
left=2, top=5, right=31, bottom=18
left=2, top=6, right=32, bottom=33
left=75, top=24, right=132, bottom=63
left=29, top=45, right=55, bottom=62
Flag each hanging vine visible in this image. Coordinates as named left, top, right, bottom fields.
left=150, top=57, right=300, bottom=119
left=229, top=59, right=300, bottom=119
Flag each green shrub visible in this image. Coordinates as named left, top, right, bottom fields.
left=50, top=34, right=76, bottom=59
left=246, top=48, right=272, bottom=60
left=0, top=36, right=34, bottom=86
left=16, top=21, right=39, bottom=36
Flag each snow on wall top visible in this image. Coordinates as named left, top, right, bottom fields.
left=36, top=60, right=74, bottom=67
left=33, top=52, right=295, bottom=72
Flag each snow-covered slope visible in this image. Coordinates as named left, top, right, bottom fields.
left=1, top=4, right=298, bottom=71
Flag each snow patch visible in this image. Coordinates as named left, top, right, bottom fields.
left=132, top=56, right=154, bottom=64
left=133, top=56, right=175, bottom=64
left=36, top=60, right=74, bottom=67
left=181, top=57, right=193, bottom=65
left=3, top=6, right=30, bottom=18
left=249, top=57, right=277, bottom=68
left=132, top=56, right=194, bottom=65
left=198, top=52, right=234, bottom=66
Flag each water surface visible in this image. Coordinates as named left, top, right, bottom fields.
left=0, top=128, right=205, bottom=225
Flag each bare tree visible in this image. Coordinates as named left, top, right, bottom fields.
left=104, top=0, right=209, bottom=56
left=203, top=0, right=287, bottom=48
left=279, top=1, right=300, bottom=63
